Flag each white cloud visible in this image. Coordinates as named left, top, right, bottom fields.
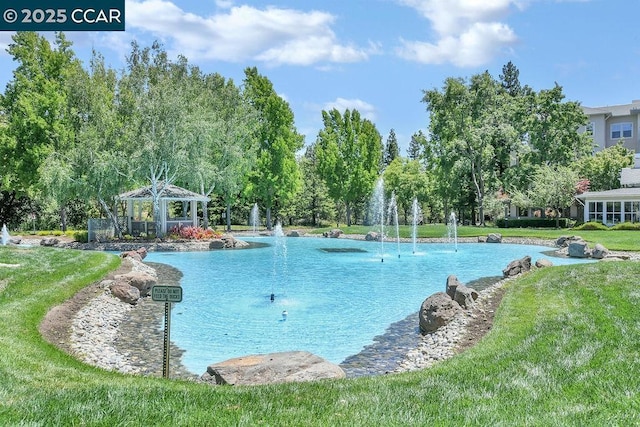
left=395, top=0, right=521, bottom=67
left=0, top=33, right=13, bottom=57
left=124, top=0, right=370, bottom=66
left=323, top=97, right=377, bottom=121
left=397, top=22, right=517, bottom=67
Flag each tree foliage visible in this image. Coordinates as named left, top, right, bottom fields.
left=576, top=143, right=633, bottom=191
left=315, top=109, right=382, bottom=226
left=243, top=67, right=303, bottom=230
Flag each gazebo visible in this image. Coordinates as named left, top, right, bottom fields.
left=118, top=183, right=209, bottom=237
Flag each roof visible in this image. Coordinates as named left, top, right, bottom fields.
left=118, top=182, right=209, bottom=202
left=576, top=187, right=640, bottom=200
left=582, top=100, right=640, bottom=118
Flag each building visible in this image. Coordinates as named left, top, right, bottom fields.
left=577, top=100, right=640, bottom=224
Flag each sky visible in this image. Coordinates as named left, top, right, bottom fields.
left=0, top=0, right=639, bottom=153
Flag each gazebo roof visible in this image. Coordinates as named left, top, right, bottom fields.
left=118, top=182, right=209, bottom=202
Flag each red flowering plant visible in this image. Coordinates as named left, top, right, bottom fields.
left=168, top=225, right=221, bottom=240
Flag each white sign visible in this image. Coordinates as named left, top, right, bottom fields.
left=151, top=285, right=182, bottom=303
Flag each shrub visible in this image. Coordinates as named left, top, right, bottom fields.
left=573, top=221, right=609, bottom=231
left=496, top=218, right=570, bottom=228
left=73, top=230, right=89, bottom=243
left=611, top=222, right=640, bottom=231
left=169, top=225, right=221, bottom=240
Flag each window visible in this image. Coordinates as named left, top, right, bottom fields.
left=588, top=201, right=603, bottom=222
left=606, top=201, right=621, bottom=224
left=611, top=123, right=632, bottom=139
left=586, top=122, right=594, bottom=136
left=624, top=202, right=640, bottom=223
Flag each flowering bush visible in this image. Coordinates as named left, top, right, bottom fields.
left=169, top=225, right=220, bottom=240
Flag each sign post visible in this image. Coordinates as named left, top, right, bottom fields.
left=151, top=285, right=182, bottom=379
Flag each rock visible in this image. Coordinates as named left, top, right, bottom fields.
left=109, top=283, right=140, bottom=304
left=365, top=231, right=379, bottom=241
left=454, top=284, right=479, bottom=309
left=40, top=237, right=59, bottom=247
left=287, top=230, right=300, bottom=237
left=477, top=236, right=486, bottom=243
left=136, top=247, right=148, bottom=259
left=9, top=237, right=22, bottom=245
left=202, top=351, right=345, bottom=385
left=445, top=275, right=464, bottom=299
left=502, top=255, right=532, bottom=277
left=486, top=233, right=502, bottom=243
left=321, top=229, right=344, bottom=238
left=419, top=292, right=462, bottom=333
left=556, top=235, right=583, bottom=248
left=535, top=258, right=554, bottom=268
left=113, top=271, right=156, bottom=297
left=209, top=239, right=225, bottom=249
left=568, top=241, right=589, bottom=258
left=591, top=243, right=609, bottom=259
left=121, top=251, right=143, bottom=262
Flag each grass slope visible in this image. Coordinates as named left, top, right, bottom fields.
left=1, top=246, right=639, bottom=425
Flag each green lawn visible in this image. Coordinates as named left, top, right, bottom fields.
left=1, top=241, right=640, bottom=425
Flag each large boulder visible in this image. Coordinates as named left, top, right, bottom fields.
left=591, top=243, right=609, bottom=259
left=556, top=235, right=583, bottom=248
left=287, top=230, right=300, bottom=237
left=502, top=255, right=532, bottom=278
left=486, top=233, right=502, bottom=243
left=121, top=250, right=143, bottom=262
left=40, top=237, right=59, bottom=247
left=113, top=271, right=156, bottom=297
left=535, top=258, right=554, bottom=268
left=568, top=241, right=589, bottom=258
left=454, top=284, right=479, bottom=309
left=365, top=231, right=380, bottom=241
left=419, top=292, right=462, bottom=333
left=445, top=275, right=464, bottom=299
left=109, top=282, right=140, bottom=304
left=201, top=351, right=345, bottom=385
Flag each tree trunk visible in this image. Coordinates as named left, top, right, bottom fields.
left=98, top=198, right=123, bottom=239
left=201, top=200, right=209, bottom=229
left=226, top=202, right=232, bottom=232
left=59, top=206, right=67, bottom=232
left=346, top=202, right=352, bottom=226
left=266, top=206, right=272, bottom=230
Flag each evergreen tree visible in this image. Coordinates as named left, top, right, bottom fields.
left=383, top=129, right=399, bottom=168
left=407, top=130, right=426, bottom=160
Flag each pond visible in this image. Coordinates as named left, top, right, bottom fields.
left=142, top=236, right=591, bottom=375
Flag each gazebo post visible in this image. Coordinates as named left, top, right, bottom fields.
left=191, top=200, right=198, bottom=228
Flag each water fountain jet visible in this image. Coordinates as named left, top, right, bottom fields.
left=250, top=203, right=259, bottom=236
left=411, top=199, right=422, bottom=254
left=1, top=224, right=10, bottom=246
left=448, top=212, right=458, bottom=252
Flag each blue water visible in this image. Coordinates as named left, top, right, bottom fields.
left=143, top=237, right=591, bottom=374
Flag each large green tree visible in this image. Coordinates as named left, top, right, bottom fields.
left=423, top=72, right=517, bottom=225
left=243, top=67, right=303, bottom=230
left=315, top=108, right=383, bottom=226
left=383, top=129, right=399, bottom=168
left=1, top=32, right=83, bottom=230
left=118, top=42, right=194, bottom=236
left=186, top=71, right=259, bottom=230
left=383, top=157, right=431, bottom=224
left=576, top=143, right=633, bottom=191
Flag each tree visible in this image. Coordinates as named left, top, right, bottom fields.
left=243, top=67, right=303, bottom=230
left=118, top=42, right=194, bottom=237
left=1, top=32, right=83, bottom=230
left=186, top=71, right=259, bottom=230
left=407, top=130, right=426, bottom=160
left=512, top=165, right=579, bottom=228
left=383, top=157, right=430, bottom=224
left=315, top=108, right=382, bottom=226
left=422, top=72, right=517, bottom=226
left=288, top=145, right=335, bottom=226
left=522, top=84, right=593, bottom=167
left=499, top=61, right=523, bottom=97
left=383, top=129, right=399, bottom=168
left=576, top=143, right=633, bottom=191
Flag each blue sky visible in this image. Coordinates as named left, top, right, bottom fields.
left=1, top=0, right=638, bottom=153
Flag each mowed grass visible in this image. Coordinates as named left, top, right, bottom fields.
left=2, top=244, right=640, bottom=425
